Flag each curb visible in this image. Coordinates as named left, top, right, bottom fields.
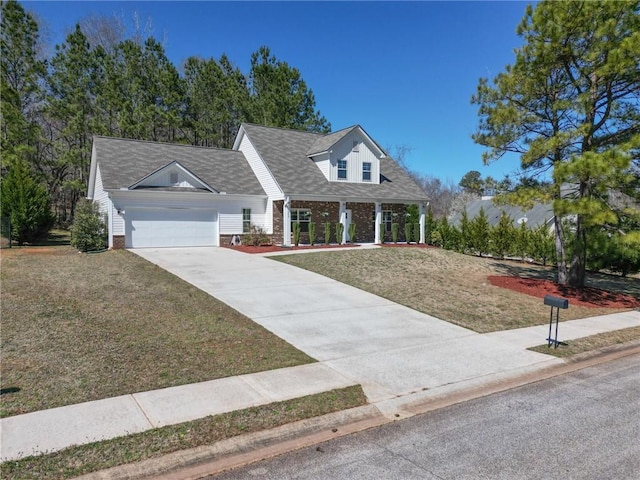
left=77, top=340, right=640, bottom=480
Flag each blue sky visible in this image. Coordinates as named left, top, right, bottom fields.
left=27, top=0, right=530, bottom=184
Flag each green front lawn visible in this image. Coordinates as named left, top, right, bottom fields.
left=274, top=247, right=639, bottom=333
left=1, top=246, right=314, bottom=417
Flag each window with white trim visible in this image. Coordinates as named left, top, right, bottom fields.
left=337, top=159, right=347, bottom=180
left=242, top=208, right=251, bottom=233
left=291, top=209, right=311, bottom=233
left=382, top=210, right=393, bottom=232
left=362, top=162, right=372, bottom=181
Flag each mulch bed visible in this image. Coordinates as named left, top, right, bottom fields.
left=488, top=275, right=640, bottom=309
left=222, top=244, right=360, bottom=254
left=380, top=243, right=434, bottom=248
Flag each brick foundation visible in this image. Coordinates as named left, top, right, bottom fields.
left=112, top=235, right=125, bottom=249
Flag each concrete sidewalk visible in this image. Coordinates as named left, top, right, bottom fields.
left=1, top=246, right=638, bottom=462
left=0, top=363, right=355, bottom=462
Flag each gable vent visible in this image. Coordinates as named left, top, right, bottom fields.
left=170, top=172, right=178, bottom=185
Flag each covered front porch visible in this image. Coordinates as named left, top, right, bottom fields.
left=272, top=198, right=428, bottom=246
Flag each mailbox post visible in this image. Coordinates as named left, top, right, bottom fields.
left=544, top=294, right=569, bottom=348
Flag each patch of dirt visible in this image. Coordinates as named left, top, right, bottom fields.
left=222, top=244, right=360, bottom=254
left=488, top=275, right=640, bottom=309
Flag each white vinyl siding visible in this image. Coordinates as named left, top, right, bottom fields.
left=134, top=165, right=209, bottom=190
left=327, top=130, right=380, bottom=184
left=310, top=152, right=331, bottom=181
left=92, top=164, right=109, bottom=208
left=237, top=133, right=283, bottom=198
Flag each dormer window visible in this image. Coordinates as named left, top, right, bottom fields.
left=337, top=159, right=347, bottom=180
left=362, top=162, right=372, bottom=182
left=170, top=172, right=178, bottom=185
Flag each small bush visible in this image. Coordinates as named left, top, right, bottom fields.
left=70, top=199, right=107, bottom=252
left=431, top=230, right=443, bottom=247
left=413, top=223, right=421, bottom=243
left=379, top=224, right=386, bottom=244
left=309, top=222, right=316, bottom=246
left=335, top=222, right=344, bottom=245
left=392, top=223, right=399, bottom=243
left=324, top=222, right=331, bottom=244
left=348, top=222, right=356, bottom=243
left=293, top=222, right=301, bottom=246
left=242, top=225, right=271, bottom=246
left=404, top=223, right=412, bottom=243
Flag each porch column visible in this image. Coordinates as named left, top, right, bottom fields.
left=374, top=202, right=382, bottom=244
left=339, top=201, right=347, bottom=244
left=283, top=196, right=292, bottom=246
left=419, top=202, right=427, bottom=244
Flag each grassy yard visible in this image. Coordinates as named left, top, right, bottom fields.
left=1, top=246, right=314, bottom=418
left=529, top=326, right=640, bottom=357
left=274, top=247, right=639, bottom=333
left=1, top=385, right=366, bottom=480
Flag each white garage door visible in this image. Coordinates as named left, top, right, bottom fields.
left=126, top=208, right=218, bottom=248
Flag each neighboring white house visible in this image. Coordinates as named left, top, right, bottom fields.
left=88, top=123, right=429, bottom=248
left=450, top=197, right=555, bottom=231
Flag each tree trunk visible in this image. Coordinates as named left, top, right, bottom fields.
left=554, top=215, right=568, bottom=285
left=568, top=214, right=587, bottom=287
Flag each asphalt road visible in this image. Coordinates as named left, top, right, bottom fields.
left=210, top=354, right=640, bottom=480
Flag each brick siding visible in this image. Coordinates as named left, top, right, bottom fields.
left=112, top=235, right=125, bottom=249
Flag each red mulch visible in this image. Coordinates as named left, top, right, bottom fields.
left=487, top=275, right=640, bottom=309
left=222, top=244, right=360, bottom=254
left=380, top=243, right=435, bottom=248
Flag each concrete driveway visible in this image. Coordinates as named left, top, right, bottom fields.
left=133, top=247, right=560, bottom=402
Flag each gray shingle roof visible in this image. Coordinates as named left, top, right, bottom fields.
left=242, top=124, right=429, bottom=202
left=93, top=136, right=266, bottom=196
left=306, top=126, right=357, bottom=156
left=451, top=197, right=554, bottom=229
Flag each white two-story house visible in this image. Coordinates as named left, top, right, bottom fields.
left=88, top=123, right=429, bottom=248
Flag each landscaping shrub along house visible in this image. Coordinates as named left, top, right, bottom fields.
left=88, top=123, right=429, bottom=249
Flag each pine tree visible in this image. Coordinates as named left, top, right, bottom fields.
left=459, top=209, right=472, bottom=254
left=514, top=221, right=531, bottom=262
left=248, top=46, right=331, bottom=133
left=472, top=1, right=640, bottom=286
left=47, top=24, right=98, bottom=222
left=0, top=160, right=54, bottom=244
left=470, top=207, right=491, bottom=256
left=492, top=211, right=515, bottom=259
left=0, top=0, right=46, bottom=169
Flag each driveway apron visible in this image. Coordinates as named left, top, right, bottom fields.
left=133, top=247, right=559, bottom=402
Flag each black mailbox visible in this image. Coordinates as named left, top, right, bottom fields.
left=544, top=295, right=569, bottom=309
left=545, top=295, right=569, bottom=348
